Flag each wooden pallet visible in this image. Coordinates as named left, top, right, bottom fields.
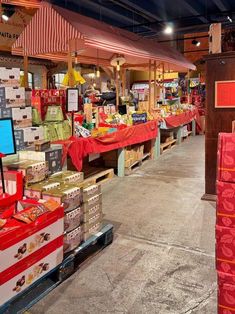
left=182, top=131, right=192, bottom=141
left=84, top=167, right=114, bottom=185
left=125, top=152, right=151, bottom=175
left=160, top=139, right=177, bottom=154
left=0, top=224, right=114, bottom=314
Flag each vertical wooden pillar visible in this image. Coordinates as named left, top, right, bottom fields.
left=23, top=55, right=29, bottom=88
left=122, top=68, right=126, bottom=96
left=115, top=68, right=119, bottom=110
left=68, top=51, right=73, bottom=87
left=148, top=60, right=152, bottom=111
left=153, top=61, right=157, bottom=109
left=42, top=67, right=47, bottom=89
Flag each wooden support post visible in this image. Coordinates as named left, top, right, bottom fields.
left=122, top=68, right=126, bottom=96
left=176, top=126, right=182, bottom=144
left=42, top=67, right=47, bottom=89
left=23, top=55, right=29, bottom=88
left=117, top=148, right=125, bottom=177
left=148, top=60, right=152, bottom=111
left=68, top=51, right=74, bottom=87
left=192, top=119, right=196, bottom=136
left=115, top=68, right=119, bottom=110
left=153, top=60, right=157, bottom=109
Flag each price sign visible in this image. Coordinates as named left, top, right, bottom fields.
left=66, top=88, right=79, bottom=112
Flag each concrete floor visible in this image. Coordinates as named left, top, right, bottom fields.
left=31, top=135, right=217, bottom=314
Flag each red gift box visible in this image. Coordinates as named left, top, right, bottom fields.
left=217, top=181, right=235, bottom=216
left=218, top=272, right=235, bottom=313
left=217, top=133, right=235, bottom=184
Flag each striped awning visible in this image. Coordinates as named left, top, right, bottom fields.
left=12, top=2, right=196, bottom=71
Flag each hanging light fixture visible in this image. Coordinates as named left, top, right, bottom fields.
left=110, top=55, right=126, bottom=72
left=192, top=39, right=201, bottom=47
left=96, top=67, right=100, bottom=78
left=96, top=49, right=100, bottom=78
left=163, top=24, right=173, bottom=35
left=2, top=13, right=9, bottom=21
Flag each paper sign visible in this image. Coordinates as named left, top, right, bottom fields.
left=66, top=88, right=79, bottom=112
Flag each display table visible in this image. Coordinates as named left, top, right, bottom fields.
left=160, top=108, right=200, bottom=144
left=57, top=120, right=159, bottom=177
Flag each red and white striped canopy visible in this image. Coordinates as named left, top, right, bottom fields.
left=12, top=2, right=196, bottom=71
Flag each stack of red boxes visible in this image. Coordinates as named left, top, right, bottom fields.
left=216, top=133, right=235, bottom=313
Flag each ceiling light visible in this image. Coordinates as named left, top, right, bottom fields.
left=163, top=25, right=173, bottom=35
left=192, top=39, right=201, bottom=47
left=2, top=14, right=9, bottom=21
left=96, top=68, right=100, bottom=78
left=227, top=15, right=233, bottom=23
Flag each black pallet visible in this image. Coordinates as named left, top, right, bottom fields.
left=1, top=223, right=113, bottom=314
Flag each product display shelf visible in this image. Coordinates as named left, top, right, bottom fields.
left=0, top=224, right=113, bottom=314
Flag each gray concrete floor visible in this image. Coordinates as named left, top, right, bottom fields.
left=31, top=135, right=216, bottom=314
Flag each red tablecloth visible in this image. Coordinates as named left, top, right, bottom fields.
left=164, top=109, right=200, bottom=128
left=57, top=120, right=158, bottom=171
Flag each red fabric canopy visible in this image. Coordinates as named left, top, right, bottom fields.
left=57, top=120, right=158, bottom=171
left=12, top=2, right=195, bottom=72
left=164, top=109, right=200, bottom=128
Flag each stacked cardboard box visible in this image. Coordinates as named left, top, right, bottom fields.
left=216, top=133, right=235, bottom=314
left=0, top=67, right=44, bottom=151
left=103, top=144, right=144, bottom=168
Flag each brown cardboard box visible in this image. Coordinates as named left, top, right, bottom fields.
left=83, top=194, right=102, bottom=212
left=82, top=184, right=101, bottom=202
left=50, top=170, right=84, bottom=184
left=64, top=207, right=82, bottom=232
left=63, top=226, right=83, bottom=253
left=83, top=222, right=101, bottom=241
left=24, top=181, right=61, bottom=200
left=4, top=160, right=48, bottom=185
left=42, top=184, right=82, bottom=212
left=83, top=202, right=102, bottom=222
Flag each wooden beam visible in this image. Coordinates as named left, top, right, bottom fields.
left=115, top=68, right=119, bottom=111
left=153, top=60, right=156, bottom=109
left=122, top=68, right=126, bottom=96
left=148, top=60, right=152, bottom=111
left=67, top=51, right=74, bottom=87
left=23, top=55, right=29, bottom=88
left=123, top=63, right=149, bottom=69
left=1, top=0, right=41, bottom=8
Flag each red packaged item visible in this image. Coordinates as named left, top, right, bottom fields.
left=0, top=206, right=63, bottom=273
left=0, top=237, right=63, bottom=306
left=217, top=133, right=235, bottom=184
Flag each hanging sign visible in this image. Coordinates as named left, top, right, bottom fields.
left=215, top=81, right=235, bottom=108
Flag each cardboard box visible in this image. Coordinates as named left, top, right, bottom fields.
left=217, top=180, right=235, bottom=215
left=83, top=212, right=102, bottom=231
left=64, top=207, right=82, bottom=232
left=83, top=202, right=102, bottom=222
left=42, top=185, right=82, bottom=212
left=0, top=87, right=6, bottom=107
left=82, top=184, right=101, bottom=202
left=216, top=225, right=235, bottom=274
left=50, top=170, right=84, bottom=184
left=0, top=206, right=64, bottom=273
left=12, top=107, right=32, bottom=129
left=4, top=87, right=26, bottom=108
left=24, top=181, right=61, bottom=200
left=0, top=67, right=20, bottom=88
left=83, top=222, right=101, bottom=241
left=83, top=194, right=102, bottom=212
left=0, top=107, right=12, bottom=119
left=63, top=226, right=82, bottom=253
left=4, top=160, right=48, bottom=185
left=0, top=237, right=63, bottom=306
left=19, top=145, right=62, bottom=175
left=217, top=133, right=235, bottom=183
left=22, top=127, right=44, bottom=143
left=14, top=129, right=25, bottom=151
left=35, top=140, right=51, bottom=152
left=218, top=271, right=235, bottom=313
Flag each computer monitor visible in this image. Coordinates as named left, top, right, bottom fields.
left=0, top=118, right=16, bottom=155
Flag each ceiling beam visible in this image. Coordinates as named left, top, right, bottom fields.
left=1, top=0, right=41, bottom=8
left=180, top=0, right=208, bottom=23
left=212, top=0, right=229, bottom=12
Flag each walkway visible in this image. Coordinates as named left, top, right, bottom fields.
left=31, top=135, right=216, bottom=314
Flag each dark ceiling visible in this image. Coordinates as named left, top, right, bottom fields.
left=49, top=0, right=235, bottom=38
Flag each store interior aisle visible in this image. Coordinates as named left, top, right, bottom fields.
left=31, top=135, right=216, bottom=314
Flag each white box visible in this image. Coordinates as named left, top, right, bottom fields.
left=12, top=107, right=32, bottom=128
left=5, top=87, right=26, bottom=108
left=0, top=246, right=63, bottom=306
left=0, top=67, right=20, bottom=87
left=22, top=127, right=44, bottom=143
